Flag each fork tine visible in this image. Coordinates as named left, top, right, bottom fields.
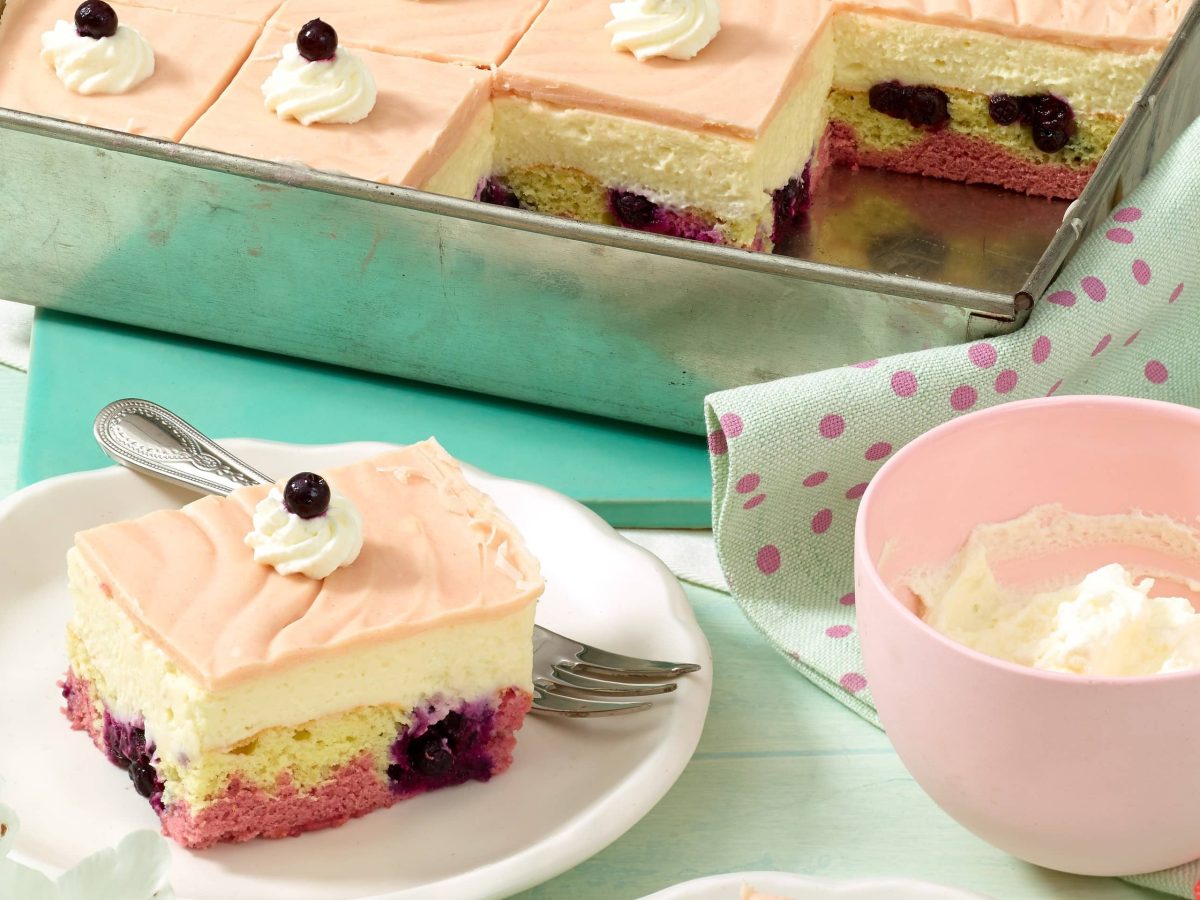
left=534, top=625, right=701, bottom=680
left=530, top=686, right=652, bottom=717
left=540, top=668, right=677, bottom=698
left=567, top=645, right=701, bottom=681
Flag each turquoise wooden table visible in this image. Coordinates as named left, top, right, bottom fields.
left=0, top=359, right=1159, bottom=899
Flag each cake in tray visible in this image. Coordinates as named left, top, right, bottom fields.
left=0, top=0, right=1188, bottom=249
left=61, top=439, right=543, bottom=849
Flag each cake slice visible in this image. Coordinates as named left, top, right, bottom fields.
left=493, top=0, right=834, bottom=251
left=0, top=0, right=261, bottom=141
left=181, top=25, right=495, bottom=197
left=265, top=0, right=549, bottom=68
left=61, top=440, right=543, bottom=849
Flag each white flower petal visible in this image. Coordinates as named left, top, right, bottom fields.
left=0, top=858, right=60, bottom=900
left=57, top=831, right=173, bottom=900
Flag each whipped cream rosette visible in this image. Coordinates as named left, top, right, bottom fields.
left=245, top=471, right=364, bottom=579
left=41, top=1, right=154, bottom=95
left=606, top=0, right=721, bottom=61
left=262, top=18, right=376, bottom=125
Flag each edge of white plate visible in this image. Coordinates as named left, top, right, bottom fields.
left=637, top=870, right=992, bottom=900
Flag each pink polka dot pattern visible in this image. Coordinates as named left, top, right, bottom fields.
left=719, top=412, right=744, bottom=439
left=743, top=494, right=766, bottom=510
left=1145, top=360, right=1169, bottom=385
left=1124, top=330, right=1141, bottom=346
left=891, top=370, right=918, bottom=397
left=995, top=369, right=1019, bottom=394
left=1047, top=291, right=1076, bottom=307
left=950, top=385, right=977, bottom=412
left=708, top=431, right=728, bottom=455
left=852, top=359, right=878, bottom=369
left=756, top=545, right=781, bottom=574
left=1081, top=276, right=1107, bottom=301
left=839, top=592, right=856, bottom=606
left=1106, top=227, right=1134, bottom=244
left=819, top=414, right=846, bottom=439
left=1132, top=260, right=1151, bottom=285
left=1170, top=283, right=1184, bottom=303
left=1032, top=335, right=1051, bottom=364
left=845, top=482, right=868, bottom=500
left=811, top=508, right=834, bottom=534
left=864, top=441, right=893, bottom=461
left=1048, top=379, right=1063, bottom=396
left=840, top=673, right=868, bottom=693
left=826, top=625, right=853, bottom=638
left=735, top=474, right=761, bottom=494
left=1091, top=334, right=1112, bottom=356
left=803, top=471, right=829, bottom=488
left=968, top=343, right=998, bottom=368
left=1113, top=207, right=1142, bottom=222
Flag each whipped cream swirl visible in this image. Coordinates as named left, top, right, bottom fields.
left=40, top=20, right=154, bottom=95
left=262, top=43, right=377, bottom=126
left=606, top=0, right=720, bottom=62
left=245, top=485, right=364, bottom=579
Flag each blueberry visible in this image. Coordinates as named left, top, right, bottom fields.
left=296, top=18, right=337, bottom=62
left=610, top=190, right=657, bottom=228
left=128, top=759, right=158, bottom=798
left=772, top=175, right=809, bottom=225
left=906, top=87, right=949, bottom=128
left=1028, top=94, right=1072, bottom=130
left=868, top=81, right=910, bottom=119
left=283, top=472, right=331, bottom=519
left=408, top=734, right=454, bottom=776
left=478, top=178, right=520, bottom=208
left=74, top=1, right=118, bottom=39
left=1031, top=124, right=1070, bottom=153
left=987, top=94, right=1021, bottom=126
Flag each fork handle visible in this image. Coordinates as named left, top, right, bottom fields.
left=93, top=398, right=273, bottom=498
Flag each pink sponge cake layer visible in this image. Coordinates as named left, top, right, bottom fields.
left=64, top=670, right=532, bottom=849
left=825, top=121, right=1094, bottom=200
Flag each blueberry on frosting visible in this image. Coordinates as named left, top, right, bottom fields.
left=74, top=0, right=117, bottom=39
left=283, top=471, right=331, bottom=519
left=297, top=18, right=337, bottom=62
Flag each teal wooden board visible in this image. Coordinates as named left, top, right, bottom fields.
left=18, top=310, right=713, bottom=528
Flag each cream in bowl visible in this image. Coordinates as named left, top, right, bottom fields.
left=854, top=396, right=1200, bottom=876
left=908, top=504, right=1200, bottom=677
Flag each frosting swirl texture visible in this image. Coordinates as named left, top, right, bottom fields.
left=40, top=20, right=154, bottom=95
left=262, top=42, right=377, bottom=125
left=606, top=0, right=720, bottom=61
left=245, top=484, right=363, bottom=579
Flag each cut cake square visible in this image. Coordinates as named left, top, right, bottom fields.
left=61, top=439, right=543, bottom=849
left=181, top=26, right=495, bottom=196
left=0, top=0, right=261, bottom=140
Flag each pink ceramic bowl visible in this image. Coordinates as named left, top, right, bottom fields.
left=855, top=395, right=1200, bottom=876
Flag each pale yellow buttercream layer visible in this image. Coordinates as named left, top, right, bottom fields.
left=424, top=105, right=495, bottom=199
left=67, top=545, right=536, bottom=762
left=827, top=88, right=1119, bottom=168
left=833, top=12, right=1161, bottom=117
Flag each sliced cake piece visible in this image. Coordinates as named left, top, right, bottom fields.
left=266, top=0, right=549, bottom=67
left=181, top=25, right=494, bottom=197
left=0, top=0, right=261, bottom=141
left=493, top=0, right=835, bottom=251
left=823, top=4, right=1177, bottom=200
left=61, top=439, right=543, bottom=849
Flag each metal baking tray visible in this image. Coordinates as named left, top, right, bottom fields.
left=0, top=2, right=1196, bottom=435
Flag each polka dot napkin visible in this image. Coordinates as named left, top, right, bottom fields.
left=705, top=116, right=1200, bottom=896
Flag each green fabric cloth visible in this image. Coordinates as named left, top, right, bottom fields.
left=705, top=116, right=1200, bottom=898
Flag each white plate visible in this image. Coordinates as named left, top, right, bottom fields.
left=640, top=872, right=990, bottom=900
left=0, top=440, right=712, bottom=900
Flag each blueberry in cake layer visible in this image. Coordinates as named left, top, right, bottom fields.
left=61, top=439, right=543, bottom=849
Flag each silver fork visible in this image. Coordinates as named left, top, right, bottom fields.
left=92, top=399, right=700, bottom=717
